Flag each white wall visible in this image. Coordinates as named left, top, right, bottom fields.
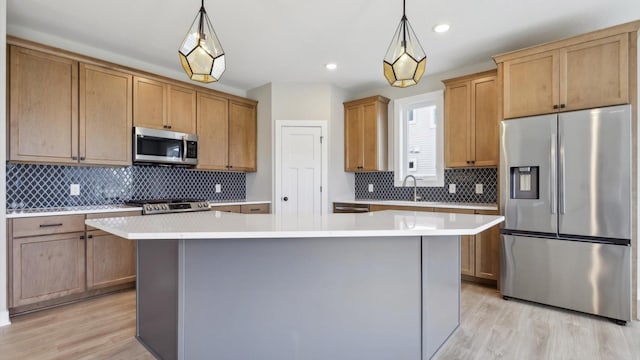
left=246, top=83, right=273, bottom=201
left=246, top=83, right=354, bottom=205
left=1, top=0, right=10, bottom=327
left=7, top=24, right=247, bottom=98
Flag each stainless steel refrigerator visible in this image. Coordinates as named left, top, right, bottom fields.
left=500, top=104, right=632, bottom=324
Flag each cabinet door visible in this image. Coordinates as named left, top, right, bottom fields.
left=9, top=46, right=78, bottom=163
left=362, top=102, right=379, bottom=171
left=471, top=75, right=498, bottom=166
left=474, top=210, right=500, bottom=280
left=133, top=76, right=166, bottom=130
left=435, top=208, right=475, bottom=275
left=79, top=64, right=133, bottom=166
left=228, top=100, right=257, bottom=171
left=167, top=84, right=197, bottom=133
left=344, top=105, right=364, bottom=171
left=502, top=50, right=560, bottom=119
left=197, top=92, right=229, bottom=170
left=561, top=34, right=629, bottom=111
left=12, top=232, right=85, bottom=307
left=444, top=81, right=471, bottom=167
left=86, top=231, right=136, bottom=290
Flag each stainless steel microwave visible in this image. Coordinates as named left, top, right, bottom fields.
left=133, top=127, right=198, bottom=166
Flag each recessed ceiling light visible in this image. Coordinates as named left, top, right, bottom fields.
left=325, top=63, right=337, bottom=70
left=433, top=24, right=450, bottom=33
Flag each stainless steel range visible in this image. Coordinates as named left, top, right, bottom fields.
left=125, top=199, right=210, bottom=215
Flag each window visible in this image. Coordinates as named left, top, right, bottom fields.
left=393, top=90, right=444, bottom=187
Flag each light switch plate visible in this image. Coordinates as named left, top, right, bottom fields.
left=368, top=184, right=374, bottom=192
left=448, top=184, right=456, bottom=194
left=475, top=184, right=483, bottom=194
left=70, top=184, right=80, bottom=196
left=215, top=184, right=222, bottom=193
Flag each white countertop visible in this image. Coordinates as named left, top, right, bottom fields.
left=6, top=204, right=144, bottom=218
left=335, top=200, right=498, bottom=211
left=85, top=210, right=504, bottom=240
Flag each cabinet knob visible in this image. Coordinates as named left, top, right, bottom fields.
left=560, top=104, right=566, bottom=109
left=282, top=196, right=289, bottom=202
left=80, top=156, right=85, bottom=161
left=553, top=105, right=559, bottom=110
left=71, top=156, right=78, bottom=160
left=87, top=234, right=93, bottom=239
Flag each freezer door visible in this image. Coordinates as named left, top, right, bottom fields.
left=558, top=105, right=631, bottom=239
left=501, top=235, right=631, bottom=322
left=500, top=115, right=557, bottom=233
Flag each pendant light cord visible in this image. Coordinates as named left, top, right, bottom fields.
left=402, top=0, right=407, bottom=49
left=198, top=0, right=205, bottom=38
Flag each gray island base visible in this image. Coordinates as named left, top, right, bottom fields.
left=138, top=235, right=460, bottom=360
left=84, top=210, right=504, bottom=360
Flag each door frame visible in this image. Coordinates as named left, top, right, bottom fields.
left=274, top=120, right=328, bottom=215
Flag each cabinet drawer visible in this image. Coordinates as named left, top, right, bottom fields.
left=86, top=211, right=142, bottom=231
left=210, top=205, right=241, bottom=213
left=240, top=204, right=270, bottom=214
left=12, top=215, right=85, bottom=238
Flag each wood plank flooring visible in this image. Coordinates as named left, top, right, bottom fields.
left=0, top=283, right=638, bottom=359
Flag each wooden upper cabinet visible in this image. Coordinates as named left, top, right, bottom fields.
left=343, top=96, right=389, bottom=172
left=443, top=70, right=498, bottom=168
left=495, top=22, right=637, bottom=119
left=561, top=34, right=629, bottom=111
left=133, top=76, right=166, bottom=130
left=167, top=84, right=196, bottom=133
left=228, top=100, right=257, bottom=171
left=9, top=46, right=79, bottom=163
left=472, top=75, right=499, bottom=166
left=444, top=81, right=471, bottom=167
left=197, top=92, right=229, bottom=170
left=344, top=105, right=364, bottom=171
left=502, top=50, right=559, bottom=119
left=133, top=76, right=196, bottom=133
left=79, top=64, right=133, bottom=166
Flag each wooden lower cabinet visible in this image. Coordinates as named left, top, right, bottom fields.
left=9, top=211, right=141, bottom=314
left=12, top=232, right=86, bottom=307
left=86, top=230, right=136, bottom=290
left=474, top=210, right=500, bottom=280
left=363, top=203, right=500, bottom=284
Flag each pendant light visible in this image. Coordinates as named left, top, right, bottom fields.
left=178, top=0, right=225, bottom=83
left=383, top=0, right=427, bottom=88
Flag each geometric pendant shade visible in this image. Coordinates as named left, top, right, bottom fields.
left=178, top=0, right=225, bottom=83
left=383, top=0, right=427, bottom=87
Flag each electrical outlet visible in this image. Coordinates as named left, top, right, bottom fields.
left=475, top=184, right=483, bottom=194
left=215, top=184, right=222, bottom=193
left=448, top=184, right=456, bottom=194
left=70, top=184, right=80, bottom=196
left=368, top=184, right=374, bottom=192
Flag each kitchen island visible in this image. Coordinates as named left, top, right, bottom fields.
left=86, top=210, right=503, bottom=360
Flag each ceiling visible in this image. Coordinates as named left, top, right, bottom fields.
left=7, top=0, right=640, bottom=94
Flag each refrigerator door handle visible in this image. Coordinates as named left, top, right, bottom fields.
left=550, top=135, right=557, bottom=214
left=559, top=134, right=566, bottom=214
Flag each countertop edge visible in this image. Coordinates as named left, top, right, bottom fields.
left=84, top=212, right=505, bottom=240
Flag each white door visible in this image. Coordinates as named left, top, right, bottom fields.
left=279, top=126, right=323, bottom=215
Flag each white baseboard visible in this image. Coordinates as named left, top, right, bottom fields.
left=0, top=310, right=11, bottom=327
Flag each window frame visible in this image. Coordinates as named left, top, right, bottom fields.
left=392, top=90, right=445, bottom=187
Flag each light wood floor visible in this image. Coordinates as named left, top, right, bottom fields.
left=1, top=283, right=639, bottom=360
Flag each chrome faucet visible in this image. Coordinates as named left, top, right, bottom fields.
left=402, top=175, right=422, bottom=202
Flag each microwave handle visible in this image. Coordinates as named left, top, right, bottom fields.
left=182, top=136, right=187, bottom=161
